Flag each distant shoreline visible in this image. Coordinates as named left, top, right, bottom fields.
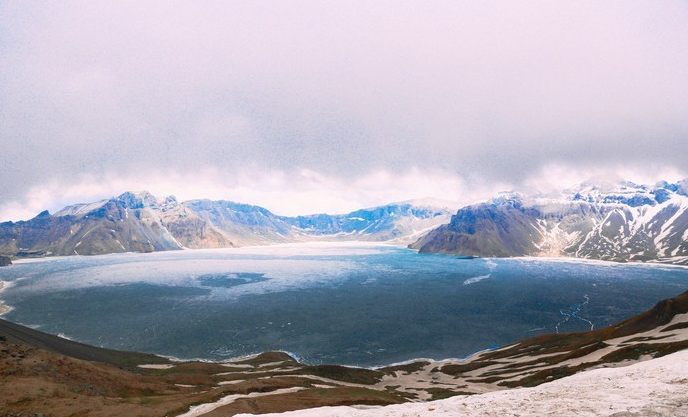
left=6, top=240, right=688, bottom=268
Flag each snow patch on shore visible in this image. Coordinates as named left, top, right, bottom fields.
left=138, top=364, right=175, bottom=369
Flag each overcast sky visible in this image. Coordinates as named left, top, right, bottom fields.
left=1, top=1, right=688, bottom=220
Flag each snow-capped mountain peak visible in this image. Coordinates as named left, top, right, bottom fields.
left=412, top=178, right=688, bottom=264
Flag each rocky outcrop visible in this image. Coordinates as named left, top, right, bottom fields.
left=0, top=192, right=183, bottom=257
left=0, top=255, right=10, bottom=266
left=411, top=198, right=542, bottom=257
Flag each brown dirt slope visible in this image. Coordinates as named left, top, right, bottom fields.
left=437, top=288, right=688, bottom=388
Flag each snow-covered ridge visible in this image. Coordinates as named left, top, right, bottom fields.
left=54, top=200, right=108, bottom=217
left=414, top=178, right=688, bottom=264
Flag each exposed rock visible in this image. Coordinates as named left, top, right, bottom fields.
left=0, top=255, right=11, bottom=266
left=0, top=194, right=182, bottom=257
left=411, top=197, right=541, bottom=257
left=114, top=190, right=159, bottom=209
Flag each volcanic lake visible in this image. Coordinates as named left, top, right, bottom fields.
left=2, top=243, right=688, bottom=367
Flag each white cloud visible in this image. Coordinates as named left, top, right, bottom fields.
left=1, top=1, right=688, bottom=220
left=0, top=167, right=508, bottom=221
left=2, top=162, right=686, bottom=222
left=522, top=164, right=688, bottom=196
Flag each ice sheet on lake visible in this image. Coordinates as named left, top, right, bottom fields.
left=0, top=243, right=395, bottom=298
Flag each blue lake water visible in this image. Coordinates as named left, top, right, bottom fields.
left=1, top=243, right=688, bottom=367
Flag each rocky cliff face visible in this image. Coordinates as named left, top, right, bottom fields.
left=411, top=198, right=542, bottom=257
left=0, top=193, right=455, bottom=257
left=412, top=180, right=688, bottom=264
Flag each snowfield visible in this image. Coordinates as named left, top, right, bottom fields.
left=240, top=349, right=688, bottom=417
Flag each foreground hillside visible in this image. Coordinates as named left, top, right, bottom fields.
left=3, top=288, right=688, bottom=416
left=250, top=348, right=688, bottom=417
left=412, top=179, right=688, bottom=264
left=0, top=192, right=455, bottom=257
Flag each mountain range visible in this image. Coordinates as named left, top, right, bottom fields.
left=412, top=179, right=688, bottom=265
left=2, top=178, right=688, bottom=264
left=0, top=192, right=456, bottom=257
